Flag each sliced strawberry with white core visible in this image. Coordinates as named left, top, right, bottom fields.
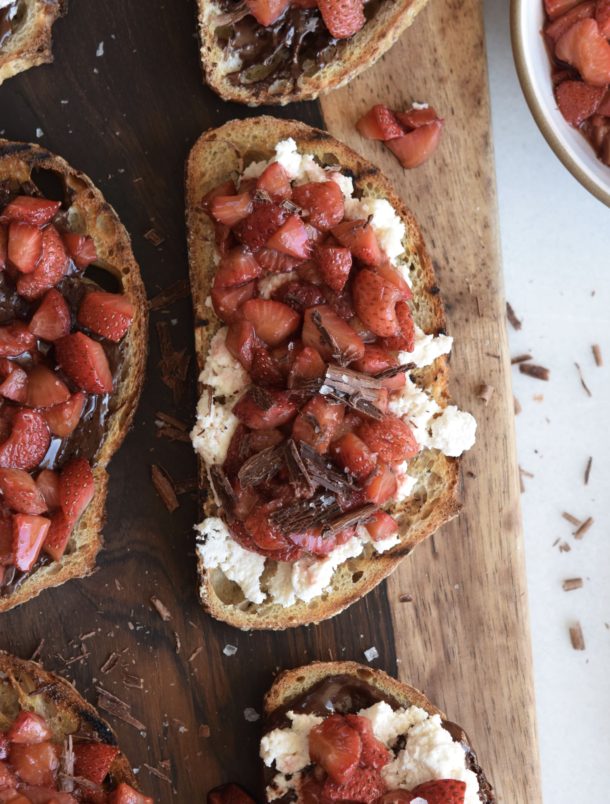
left=16, top=224, right=69, bottom=300
left=332, top=220, right=382, bottom=266
left=0, top=469, right=47, bottom=515
left=55, top=332, right=113, bottom=394
left=356, top=105, right=405, bottom=140
left=0, top=360, right=28, bottom=403
left=12, top=513, right=51, bottom=571
left=210, top=193, right=254, bottom=227
left=44, top=391, right=86, bottom=437
left=35, top=469, right=61, bottom=511
left=292, top=182, right=345, bottom=232
left=267, top=214, right=312, bottom=259
left=25, top=366, right=71, bottom=409
left=0, top=196, right=60, bottom=226
left=29, top=288, right=71, bottom=341
left=59, top=458, right=95, bottom=525
left=0, top=322, right=36, bottom=357
left=0, top=410, right=50, bottom=471
left=77, top=291, right=134, bottom=343
left=7, top=222, right=43, bottom=273
left=302, top=305, right=365, bottom=363
left=7, top=711, right=52, bottom=744
left=241, top=299, right=301, bottom=346
left=214, top=248, right=262, bottom=288
left=62, top=232, right=98, bottom=269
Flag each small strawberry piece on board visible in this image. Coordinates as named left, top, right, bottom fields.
left=35, top=468, right=60, bottom=511
left=257, top=162, right=292, bottom=200
left=317, top=0, right=365, bottom=38
left=59, top=457, right=95, bottom=524
left=556, top=19, right=610, bottom=86
left=0, top=360, right=28, bottom=403
left=42, top=510, right=73, bottom=561
left=25, top=366, right=71, bottom=409
left=210, top=193, right=254, bottom=227
left=0, top=410, right=50, bottom=471
left=556, top=79, right=605, bottom=124
left=16, top=224, right=69, bottom=300
left=292, top=182, right=345, bottom=231
left=316, top=245, right=352, bottom=292
left=108, top=783, right=154, bottom=804
left=7, top=222, right=43, bottom=273
left=386, top=120, right=444, bottom=169
left=356, top=105, right=405, bottom=140
left=0, top=468, right=47, bottom=514
left=55, top=332, right=113, bottom=393
left=44, top=391, right=86, bottom=437
left=0, top=322, right=36, bottom=358
left=411, top=779, right=467, bottom=804
left=396, top=106, right=442, bottom=129
left=332, top=219, right=382, bottom=266
left=0, top=196, right=60, bottom=226
left=73, top=741, right=120, bottom=785
left=208, top=783, right=257, bottom=804
left=29, top=288, right=71, bottom=341
left=267, top=215, right=312, bottom=259
left=323, top=766, right=387, bottom=803
left=77, top=290, right=134, bottom=343
left=62, top=232, right=98, bottom=269
left=12, top=513, right=51, bottom=571
left=7, top=711, right=52, bottom=744
left=309, top=714, right=362, bottom=784
left=241, top=298, right=301, bottom=346
left=545, top=1, right=595, bottom=44
left=244, top=0, right=289, bottom=25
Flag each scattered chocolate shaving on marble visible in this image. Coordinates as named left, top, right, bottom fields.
left=574, top=516, right=593, bottom=539
left=574, top=362, right=592, bottom=397
left=143, top=763, right=172, bottom=785
left=100, top=652, right=119, bottom=674
left=144, top=227, right=166, bottom=247
left=149, top=279, right=189, bottom=311
left=477, top=383, right=495, bottom=405
left=299, top=442, right=355, bottom=496
left=563, top=578, right=583, bottom=592
left=584, top=456, right=593, bottom=485
left=569, top=622, right=585, bottom=651
left=30, top=639, right=45, bottom=662
left=209, top=465, right=235, bottom=515
left=399, top=593, right=414, bottom=603
left=238, top=444, right=284, bottom=487
left=513, top=396, right=522, bottom=415
left=511, top=353, right=532, bottom=365
left=592, top=344, right=603, bottom=367
left=156, top=321, right=190, bottom=403
left=506, top=302, right=522, bottom=330
left=562, top=512, right=581, bottom=527
left=151, top=464, right=179, bottom=513
left=373, top=363, right=414, bottom=380
left=519, top=363, right=549, bottom=381
left=322, top=504, right=378, bottom=537
left=174, top=631, right=181, bottom=654
left=150, top=596, right=172, bottom=622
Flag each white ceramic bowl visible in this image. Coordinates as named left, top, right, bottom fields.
left=511, top=0, right=610, bottom=206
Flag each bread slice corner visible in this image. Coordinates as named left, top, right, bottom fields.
left=0, top=0, right=66, bottom=86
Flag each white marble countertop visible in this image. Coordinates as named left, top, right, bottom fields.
left=484, top=2, right=610, bottom=801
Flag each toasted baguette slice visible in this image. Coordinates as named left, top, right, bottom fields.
left=196, top=0, right=429, bottom=105
left=0, top=651, right=138, bottom=789
left=263, top=661, right=494, bottom=803
left=186, top=117, right=460, bottom=630
left=0, top=140, right=148, bottom=612
left=0, top=0, right=65, bottom=86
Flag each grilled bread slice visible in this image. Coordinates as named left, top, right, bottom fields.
left=0, top=140, right=147, bottom=612
left=0, top=0, right=65, bottom=86
left=195, top=0, right=429, bottom=106
left=186, top=117, right=461, bottom=630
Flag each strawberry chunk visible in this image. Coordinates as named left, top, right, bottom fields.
left=292, top=182, right=345, bottom=232
left=245, top=0, right=289, bottom=25
left=596, top=0, right=610, bottom=34
left=317, top=0, right=365, bottom=38
left=0, top=360, right=27, bottom=403
left=25, top=366, right=70, bottom=409
left=288, top=345, right=326, bottom=388
left=257, top=162, right=292, bottom=200
left=108, top=782, right=154, bottom=804
left=363, top=462, right=397, bottom=504
left=62, top=232, right=98, bottom=269
left=267, top=214, right=312, bottom=259
left=208, top=783, right=257, bottom=804
left=411, top=779, right=467, bottom=804
left=272, top=280, right=325, bottom=311
left=302, top=305, right=365, bottom=363
left=332, top=219, right=382, bottom=265
left=35, top=469, right=60, bottom=511
left=364, top=510, right=398, bottom=542
left=73, top=741, right=119, bottom=785
left=380, top=301, right=415, bottom=352
left=244, top=502, right=295, bottom=554
left=323, top=766, right=386, bottom=803
left=556, top=79, right=605, bottom=124
left=356, top=105, right=405, bottom=140
left=29, top=288, right=71, bottom=341
left=545, top=1, right=595, bottom=43
left=7, top=223, right=42, bottom=273
left=0, top=225, right=7, bottom=270
left=12, top=514, right=50, bottom=571
left=0, top=761, right=16, bottom=789
left=396, top=106, right=441, bottom=129
left=358, top=414, right=419, bottom=462
left=59, top=457, right=95, bottom=524
left=211, top=280, right=257, bottom=323
left=226, top=319, right=259, bottom=370
left=250, top=347, right=284, bottom=387
left=0, top=197, right=60, bottom=226
left=386, top=120, right=444, bottom=168
left=234, top=203, right=288, bottom=251
left=353, top=346, right=406, bottom=390
left=233, top=388, right=297, bottom=430
left=77, top=291, right=134, bottom=343
left=16, top=225, right=69, bottom=300
left=344, top=714, right=391, bottom=768
left=255, top=247, right=303, bottom=274
left=42, top=510, right=73, bottom=562
left=0, top=322, right=36, bottom=357
left=202, top=180, right=237, bottom=211
left=309, top=715, right=362, bottom=784
left=556, top=18, right=610, bottom=85
left=292, top=395, right=345, bottom=454
left=331, top=432, right=376, bottom=480
left=215, top=248, right=262, bottom=288
left=353, top=269, right=402, bottom=337
left=241, top=298, right=301, bottom=346
left=44, top=391, right=86, bottom=437
left=316, top=245, right=352, bottom=292
left=0, top=469, right=46, bottom=514
left=55, top=332, right=113, bottom=394
left=210, top=193, right=254, bottom=227
left=8, top=741, right=58, bottom=787
left=545, top=0, right=583, bottom=17
left=0, top=410, right=50, bottom=471
left=374, top=261, right=412, bottom=300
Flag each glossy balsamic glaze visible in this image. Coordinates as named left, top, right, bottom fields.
left=0, top=1, right=21, bottom=50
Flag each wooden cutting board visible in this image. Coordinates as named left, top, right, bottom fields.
left=0, top=0, right=541, bottom=802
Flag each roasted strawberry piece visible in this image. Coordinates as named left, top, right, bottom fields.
left=232, top=481, right=262, bottom=521
left=292, top=395, right=345, bottom=454
left=316, top=245, right=352, bottom=292
left=43, top=391, right=86, bottom=437
left=289, top=527, right=343, bottom=556
left=317, top=0, right=365, bottom=38
left=373, top=261, right=412, bottom=300
left=0, top=410, right=50, bottom=471
left=358, top=414, right=419, bottom=462
left=41, top=510, right=73, bottom=561
left=7, top=711, right=52, bottom=745
left=386, top=120, right=444, bottom=169
left=323, top=766, right=386, bottom=803
left=332, top=219, right=382, bottom=266
left=0, top=761, right=16, bottom=788
left=108, top=782, right=154, bottom=804
left=267, top=215, right=312, bottom=259
left=73, top=741, right=119, bottom=785
left=288, top=345, right=326, bottom=388
left=364, top=510, right=398, bottom=542
left=210, top=192, right=254, bottom=228
left=241, top=298, right=301, bottom=346
left=0, top=469, right=46, bottom=515
left=59, top=458, right=94, bottom=524
left=12, top=513, right=51, bottom=571
left=0, top=225, right=7, bottom=270
left=35, top=469, right=60, bottom=511
left=556, top=79, right=605, bottom=124
left=596, top=0, right=610, bottom=34
left=0, top=322, right=36, bottom=358
left=257, top=162, right=292, bottom=200
left=8, top=741, right=59, bottom=787
left=272, top=280, right=325, bottom=312
left=255, top=247, right=303, bottom=274
left=545, top=1, right=595, bottom=41
left=25, top=366, right=70, bottom=409
left=0, top=360, right=27, bottom=403
left=356, top=105, right=405, bottom=140
left=62, top=232, right=98, bottom=269
left=16, top=225, right=69, bottom=300
left=233, top=388, right=298, bottom=429
left=297, top=260, right=324, bottom=284
left=363, top=462, right=397, bottom=504
left=353, top=269, right=402, bottom=337
left=292, top=182, right=345, bottom=231
left=214, top=221, right=234, bottom=256
left=556, top=18, right=610, bottom=85
left=77, top=291, right=134, bottom=343
left=234, top=203, right=288, bottom=251
left=353, top=346, right=406, bottom=390
left=55, top=332, right=113, bottom=394
left=344, top=714, right=391, bottom=768
left=380, top=302, right=415, bottom=352
left=1, top=196, right=60, bottom=226
left=302, top=305, right=365, bottom=363
left=29, top=288, right=71, bottom=341
left=545, top=0, right=583, bottom=17
left=208, top=783, right=257, bottom=804
left=202, top=179, right=237, bottom=211
left=7, top=222, right=42, bottom=273
left=245, top=0, right=289, bottom=25
left=309, top=715, right=362, bottom=784
left=396, top=105, right=442, bottom=129
left=226, top=319, right=259, bottom=370
left=331, top=432, right=376, bottom=481
left=250, top=347, right=285, bottom=387
left=304, top=223, right=324, bottom=244
left=244, top=502, right=295, bottom=553
left=411, top=779, right=467, bottom=804
left=212, top=280, right=257, bottom=323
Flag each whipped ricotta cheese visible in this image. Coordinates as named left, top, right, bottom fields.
left=261, top=700, right=480, bottom=803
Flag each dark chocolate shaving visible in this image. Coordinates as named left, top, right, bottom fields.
left=299, top=442, right=355, bottom=496
left=209, top=465, right=235, bottom=516
left=250, top=385, right=274, bottom=411
left=373, top=362, right=414, bottom=379
left=270, top=494, right=340, bottom=533
left=238, top=444, right=284, bottom=486
left=322, top=504, right=378, bottom=537
left=284, top=438, right=314, bottom=495
left=312, top=310, right=346, bottom=365
left=322, top=364, right=385, bottom=420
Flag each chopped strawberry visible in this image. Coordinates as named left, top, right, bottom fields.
left=411, top=779, right=467, bottom=804
left=107, top=782, right=154, bottom=804
left=353, top=269, right=402, bottom=337
left=29, top=288, right=71, bottom=341
left=344, top=714, right=391, bottom=768
left=297, top=260, right=324, bottom=284
left=16, top=224, right=69, bottom=300
left=316, top=245, right=352, bottom=292
left=0, top=360, right=27, bottom=403
left=272, top=280, right=325, bottom=311
left=556, top=19, right=610, bottom=85
left=0, top=761, right=16, bottom=789
left=289, top=526, right=341, bottom=556
left=598, top=86, right=610, bottom=113
left=363, top=462, right=397, bottom=504
left=7, top=223, right=42, bottom=273
left=73, top=741, right=119, bottom=785
left=35, top=469, right=60, bottom=511
left=25, top=366, right=70, bottom=409
left=42, top=510, right=73, bottom=562
left=255, top=247, right=303, bottom=274
left=309, top=715, right=362, bottom=784
left=0, top=225, right=7, bottom=270
left=226, top=319, right=259, bottom=370
left=556, top=79, right=605, bottom=124
left=250, top=347, right=284, bottom=387
left=59, top=457, right=95, bottom=524
left=244, top=502, right=295, bottom=554
left=353, top=347, right=406, bottom=390
left=55, top=332, right=113, bottom=394
left=292, top=182, right=345, bottom=231
left=317, top=0, right=365, bottom=38
left=0, top=196, right=60, bottom=226
left=11, top=513, right=50, bottom=571
left=0, top=410, right=50, bottom=471
left=248, top=428, right=285, bottom=452
left=380, top=302, right=415, bottom=352
left=9, top=741, right=58, bottom=787
left=396, top=105, right=441, bottom=129
left=292, top=394, right=345, bottom=453
left=0, top=469, right=47, bottom=514
left=77, top=291, right=134, bottom=343
left=202, top=179, right=236, bottom=211
left=288, top=345, right=326, bottom=388
left=257, top=162, right=292, bottom=200
left=0, top=322, right=36, bottom=357
left=233, top=388, right=298, bottom=429
left=356, top=105, right=405, bottom=140
left=323, top=766, right=386, bottom=803
left=302, top=305, right=365, bottom=363
left=43, top=391, right=86, bottom=437
left=234, top=203, right=288, bottom=251
left=208, top=783, right=257, bottom=804
left=364, top=510, right=398, bottom=541
left=267, top=214, right=312, bottom=259
left=332, top=219, right=382, bottom=266
left=372, top=261, right=412, bottom=300
left=358, top=414, right=419, bottom=462
left=331, top=432, right=376, bottom=480
left=596, top=0, right=610, bottom=34
left=244, top=0, right=290, bottom=25
left=386, top=120, right=444, bottom=168
left=62, top=232, right=98, bottom=269
left=545, top=1, right=595, bottom=43
left=546, top=0, right=583, bottom=16
left=241, top=298, right=301, bottom=346
left=210, top=193, right=254, bottom=227
left=211, top=280, right=256, bottom=323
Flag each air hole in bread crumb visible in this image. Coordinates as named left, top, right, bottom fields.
left=352, top=571, right=363, bottom=583
left=31, top=168, right=67, bottom=206
left=84, top=264, right=122, bottom=293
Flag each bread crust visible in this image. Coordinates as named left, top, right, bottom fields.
left=0, top=0, right=65, bottom=86
left=0, top=650, right=136, bottom=788
left=0, top=139, right=148, bottom=612
left=196, top=0, right=430, bottom=105
left=186, top=117, right=460, bottom=630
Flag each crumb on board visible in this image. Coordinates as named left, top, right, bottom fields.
left=223, top=644, right=238, bottom=657
left=244, top=707, right=260, bottom=722
left=364, top=646, right=379, bottom=662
